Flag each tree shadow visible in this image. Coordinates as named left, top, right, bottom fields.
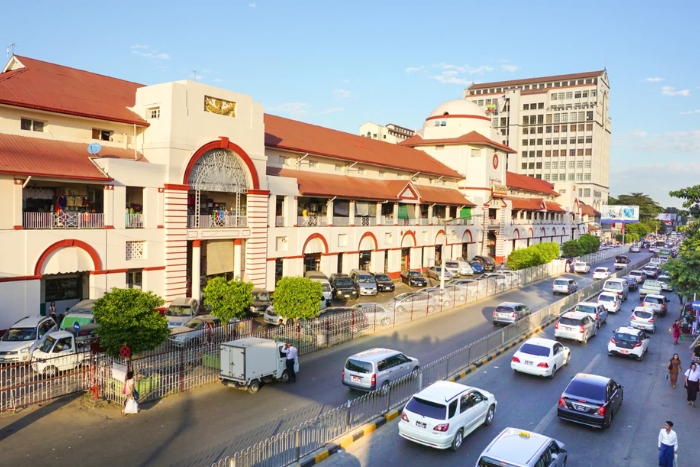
left=0, top=393, right=80, bottom=442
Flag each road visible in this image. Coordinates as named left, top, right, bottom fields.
left=321, top=270, right=700, bottom=467
left=0, top=251, right=650, bottom=467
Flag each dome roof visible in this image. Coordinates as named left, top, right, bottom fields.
left=427, top=99, right=485, bottom=119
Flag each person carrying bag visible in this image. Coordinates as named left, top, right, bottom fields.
left=121, top=370, right=139, bottom=416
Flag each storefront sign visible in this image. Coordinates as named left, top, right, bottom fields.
left=491, top=183, right=508, bottom=197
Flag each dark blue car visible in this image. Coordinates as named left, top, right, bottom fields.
left=469, top=261, right=484, bottom=274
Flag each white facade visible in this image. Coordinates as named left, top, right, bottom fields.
left=359, top=122, right=414, bottom=144
left=464, top=71, right=611, bottom=210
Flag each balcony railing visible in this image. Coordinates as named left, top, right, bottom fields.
left=298, top=215, right=323, bottom=227
left=333, top=217, right=350, bottom=226
left=188, top=215, right=247, bottom=229
left=487, top=218, right=500, bottom=226
left=357, top=216, right=377, bottom=226
left=383, top=215, right=394, bottom=225
left=275, top=216, right=286, bottom=227
left=23, top=212, right=104, bottom=229
left=125, top=213, right=143, bottom=229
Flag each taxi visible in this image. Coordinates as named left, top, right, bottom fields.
left=475, top=428, right=567, bottom=467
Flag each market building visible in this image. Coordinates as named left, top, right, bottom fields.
left=0, top=55, right=589, bottom=330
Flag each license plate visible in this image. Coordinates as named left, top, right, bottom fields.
left=416, top=421, right=426, bottom=428
left=498, top=313, right=510, bottom=317
left=351, top=376, right=361, bottom=382
left=524, top=361, right=533, bottom=365
left=620, top=350, right=628, bottom=354
left=572, top=404, right=587, bottom=412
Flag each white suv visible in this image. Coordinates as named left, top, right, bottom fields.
left=608, top=326, right=650, bottom=361
left=0, top=316, right=57, bottom=363
left=597, top=292, right=621, bottom=313
left=554, top=311, right=597, bottom=344
left=399, top=381, right=497, bottom=451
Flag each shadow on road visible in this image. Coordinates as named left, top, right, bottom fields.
left=0, top=393, right=80, bottom=442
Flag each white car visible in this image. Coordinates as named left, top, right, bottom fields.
left=608, top=326, right=650, bottom=361
left=0, top=316, right=58, bottom=363
left=658, top=275, right=673, bottom=292
left=592, top=267, right=611, bottom=280
left=554, top=311, right=597, bottom=344
left=399, top=381, right=497, bottom=451
left=630, top=245, right=641, bottom=253
left=573, top=261, right=590, bottom=273
left=630, top=307, right=656, bottom=333
left=574, top=301, right=608, bottom=328
left=597, top=292, right=621, bottom=313
left=511, top=337, right=570, bottom=378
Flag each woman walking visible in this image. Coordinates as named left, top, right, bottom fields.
left=668, top=354, right=682, bottom=389
left=685, top=362, right=700, bottom=407
left=671, top=320, right=681, bottom=345
left=121, top=370, right=138, bottom=416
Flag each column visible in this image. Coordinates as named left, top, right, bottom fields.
left=143, top=187, right=158, bottom=229
left=12, top=179, right=22, bottom=229
left=157, top=188, right=165, bottom=228
left=268, top=195, right=277, bottom=228
left=192, top=240, right=201, bottom=300
left=342, top=252, right=359, bottom=273
left=414, top=204, right=421, bottom=223
left=388, top=249, right=401, bottom=276
left=393, top=203, right=399, bottom=226
left=327, top=199, right=334, bottom=226
left=427, top=204, right=434, bottom=224
left=321, top=253, right=338, bottom=276
left=349, top=200, right=356, bottom=226
left=163, top=184, right=189, bottom=299
left=290, top=196, right=298, bottom=226
left=103, top=185, right=115, bottom=228
left=410, top=247, right=423, bottom=270
left=370, top=250, right=384, bottom=273
left=113, top=185, right=126, bottom=229
left=376, top=202, right=382, bottom=226
left=233, top=239, right=242, bottom=279
left=423, top=246, right=435, bottom=268
left=245, top=190, right=270, bottom=288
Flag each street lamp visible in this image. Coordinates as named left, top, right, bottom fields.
left=440, top=213, right=485, bottom=291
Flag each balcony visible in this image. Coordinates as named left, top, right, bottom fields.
left=298, top=215, right=323, bottom=227
left=356, top=216, right=377, bottom=226
left=275, top=216, right=286, bottom=227
left=487, top=218, right=501, bottom=226
left=188, top=214, right=247, bottom=229
left=125, top=213, right=143, bottom=229
left=23, top=212, right=104, bottom=229
left=333, top=217, right=350, bottom=226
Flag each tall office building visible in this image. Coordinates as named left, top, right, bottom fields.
left=464, top=71, right=610, bottom=210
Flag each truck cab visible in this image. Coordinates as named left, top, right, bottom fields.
left=31, top=327, right=97, bottom=377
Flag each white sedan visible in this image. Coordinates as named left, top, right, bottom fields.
left=592, top=267, right=611, bottom=280
left=511, top=337, right=570, bottom=378
left=573, top=261, right=590, bottom=273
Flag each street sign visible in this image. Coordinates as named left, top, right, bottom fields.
left=73, top=322, right=80, bottom=333
left=120, top=346, right=131, bottom=358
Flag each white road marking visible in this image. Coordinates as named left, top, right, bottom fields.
left=533, top=353, right=602, bottom=433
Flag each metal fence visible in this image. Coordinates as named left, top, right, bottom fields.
left=0, top=246, right=628, bottom=416
left=209, top=250, right=646, bottom=467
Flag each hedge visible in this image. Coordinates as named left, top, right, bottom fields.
left=506, top=241, right=561, bottom=270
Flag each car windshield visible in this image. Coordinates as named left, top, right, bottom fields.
left=519, top=343, right=550, bottom=357
left=445, top=262, right=458, bottom=268
left=166, top=305, right=191, bottom=317
left=335, top=279, right=354, bottom=287
left=605, top=282, right=622, bottom=290
left=183, top=318, right=203, bottom=329
left=566, top=380, right=606, bottom=401
left=266, top=308, right=278, bottom=317
left=405, top=396, right=446, bottom=420
left=345, top=359, right=373, bottom=374
left=554, top=280, right=568, bottom=285
left=1, top=327, right=37, bottom=341
left=469, top=262, right=481, bottom=268
left=574, top=262, right=586, bottom=267
left=408, top=272, right=422, bottom=277
left=576, top=305, right=596, bottom=313
left=595, top=268, right=607, bottom=273
left=634, top=310, right=653, bottom=319
left=630, top=272, right=642, bottom=276
left=60, top=315, right=93, bottom=330
left=253, top=292, right=271, bottom=301
left=357, top=276, right=374, bottom=284
left=39, top=335, right=56, bottom=353
left=645, top=297, right=663, bottom=304
left=495, top=306, right=515, bottom=313
left=598, top=295, right=615, bottom=302
left=477, top=457, right=519, bottom=467
left=614, top=333, right=639, bottom=343
left=374, top=274, right=390, bottom=281
left=559, top=317, right=583, bottom=326
left=394, top=293, right=413, bottom=301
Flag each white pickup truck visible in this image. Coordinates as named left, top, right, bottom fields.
left=31, top=327, right=98, bottom=377
left=614, top=255, right=631, bottom=270
left=639, top=280, right=663, bottom=300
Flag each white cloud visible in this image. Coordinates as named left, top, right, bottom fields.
left=430, top=71, right=471, bottom=86
left=439, top=63, right=493, bottom=75
left=680, top=109, right=700, bottom=115
left=333, top=89, right=351, bottom=99
left=501, top=64, right=519, bottom=73
left=268, top=102, right=309, bottom=117
left=193, top=74, right=204, bottom=81
left=644, top=77, right=664, bottom=82
left=662, top=86, right=690, bottom=97
left=249, top=3, right=256, bottom=7
left=130, top=44, right=148, bottom=49
left=214, top=78, right=224, bottom=82
left=131, top=45, right=170, bottom=60
left=631, top=129, right=648, bottom=138
left=406, top=66, right=426, bottom=73
left=320, top=107, right=344, bottom=114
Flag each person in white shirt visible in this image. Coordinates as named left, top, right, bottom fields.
left=280, top=343, right=298, bottom=383
left=658, top=421, right=677, bottom=467
left=685, top=362, right=700, bottom=407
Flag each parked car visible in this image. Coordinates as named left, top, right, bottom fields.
left=472, top=255, right=496, bottom=272
left=557, top=373, right=623, bottom=428
left=575, top=301, right=608, bottom=328
left=31, top=327, right=97, bottom=377
left=597, top=292, right=621, bottom=314
left=427, top=266, right=454, bottom=281
left=469, top=261, right=485, bottom=274
left=608, top=326, right=650, bottom=361
left=602, top=278, right=629, bottom=301
left=331, top=275, right=360, bottom=301
left=511, top=337, right=570, bottom=378
left=420, top=287, right=458, bottom=308
left=165, top=297, right=201, bottom=329
left=446, top=279, right=479, bottom=300
left=59, top=303, right=97, bottom=331
left=371, top=273, right=395, bottom=293
left=642, top=294, right=669, bottom=317
left=349, top=269, right=378, bottom=296
left=398, top=381, right=497, bottom=451
left=0, top=316, right=57, bottom=363
left=630, top=307, right=656, bottom=333
left=169, top=315, right=222, bottom=347
left=552, top=278, right=578, bottom=295
left=389, top=292, right=438, bottom=314
left=342, top=348, right=419, bottom=392
left=592, top=267, right=611, bottom=280
left=622, top=276, right=638, bottom=291
left=401, top=270, right=427, bottom=287
left=492, top=302, right=531, bottom=326
left=476, top=428, right=568, bottom=467
left=307, top=271, right=334, bottom=305
left=444, top=260, right=474, bottom=276
left=353, top=303, right=394, bottom=327
left=554, top=311, right=597, bottom=344
left=249, top=289, right=272, bottom=315
left=495, top=270, right=521, bottom=286
left=573, top=261, right=590, bottom=273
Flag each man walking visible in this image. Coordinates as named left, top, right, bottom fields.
left=281, top=343, right=298, bottom=383
left=658, top=421, right=678, bottom=467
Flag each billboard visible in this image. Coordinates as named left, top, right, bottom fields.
left=657, top=213, right=677, bottom=222
left=600, top=205, right=639, bottom=224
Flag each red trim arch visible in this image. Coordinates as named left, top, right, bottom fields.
left=528, top=228, right=534, bottom=238
left=358, top=232, right=378, bottom=251
left=302, top=233, right=329, bottom=254
left=35, top=240, right=102, bottom=276
left=183, top=137, right=261, bottom=190
left=401, top=230, right=417, bottom=247
left=513, top=228, right=520, bottom=239
left=561, top=227, right=566, bottom=236
left=541, top=228, right=546, bottom=237
left=435, top=229, right=446, bottom=245
left=462, top=229, right=473, bottom=243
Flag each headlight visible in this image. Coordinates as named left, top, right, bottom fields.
left=20, top=347, right=29, bottom=353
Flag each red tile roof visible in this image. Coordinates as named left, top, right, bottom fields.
left=544, top=201, right=567, bottom=213
left=505, top=196, right=544, bottom=211
left=399, top=131, right=516, bottom=153
left=0, top=56, right=147, bottom=126
left=0, top=133, right=146, bottom=180
left=264, top=114, right=463, bottom=178
left=267, top=167, right=474, bottom=205
left=579, top=204, right=600, bottom=217
left=506, top=171, right=559, bottom=196
left=467, top=70, right=604, bottom=90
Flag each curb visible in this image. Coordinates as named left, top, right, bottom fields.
left=294, top=316, right=558, bottom=467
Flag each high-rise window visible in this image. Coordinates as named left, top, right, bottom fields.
left=544, top=174, right=551, bottom=181
left=568, top=173, right=575, bottom=181
left=529, top=163, right=535, bottom=169
left=584, top=173, right=591, bottom=181
left=552, top=161, right=559, bottom=169
left=570, top=149, right=576, bottom=157
left=545, top=162, right=551, bottom=169
left=576, top=173, right=583, bottom=181
left=545, top=139, right=552, bottom=145
left=586, top=136, right=592, bottom=143
left=522, top=139, right=528, bottom=146
left=536, top=162, right=542, bottom=169
left=521, top=162, right=527, bottom=170
left=585, top=160, right=592, bottom=168
left=576, top=161, right=584, bottom=168
left=569, top=161, right=575, bottom=169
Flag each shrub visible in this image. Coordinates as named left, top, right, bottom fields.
left=273, top=277, right=324, bottom=320
left=562, top=240, right=583, bottom=258
left=507, top=242, right=562, bottom=270
left=202, top=276, right=254, bottom=321
left=578, top=234, right=601, bottom=254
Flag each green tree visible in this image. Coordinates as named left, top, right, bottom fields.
left=93, top=288, right=169, bottom=358
left=272, top=277, right=323, bottom=320
left=506, top=242, right=561, bottom=270
left=625, top=223, right=649, bottom=238
left=669, top=185, right=700, bottom=218
left=562, top=240, right=583, bottom=258
left=609, top=192, right=664, bottom=222
left=578, top=234, right=600, bottom=254
left=202, top=276, right=254, bottom=321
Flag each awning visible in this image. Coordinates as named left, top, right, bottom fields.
left=206, top=240, right=234, bottom=275
left=417, top=185, right=476, bottom=206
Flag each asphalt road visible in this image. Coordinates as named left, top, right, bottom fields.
left=0, top=251, right=651, bottom=467
left=321, top=272, right=700, bottom=467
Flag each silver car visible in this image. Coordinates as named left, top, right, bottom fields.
left=630, top=307, right=656, bottom=333
left=492, top=302, right=531, bottom=326
left=552, top=278, right=578, bottom=295
left=388, top=292, right=439, bottom=314
left=554, top=311, right=597, bottom=344
left=342, top=348, right=419, bottom=392
left=477, top=427, right=567, bottom=467
left=353, top=303, right=395, bottom=327
left=427, top=266, right=453, bottom=281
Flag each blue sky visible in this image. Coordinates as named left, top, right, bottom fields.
left=2, top=0, right=698, bottom=207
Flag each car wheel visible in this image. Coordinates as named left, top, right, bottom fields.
left=451, top=429, right=464, bottom=452
left=280, top=370, right=290, bottom=383
left=637, top=351, right=644, bottom=362
left=603, top=410, right=613, bottom=429
left=484, top=405, right=495, bottom=426
left=442, top=301, right=452, bottom=308
left=565, top=353, right=571, bottom=365
left=380, top=317, right=391, bottom=326
left=427, top=305, right=435, bottom=313
left=247, top=379, right=261, bottom=394
left=582, top=333, right=588, bottom=344
left=380, top=381, right=390, bottom=395
left=457, top=295, right=466, bottom=302
left=396, top=306, right=405, bottom=314
left=43, top=366, right=58, bottom=378
left=593, top=326, right=598, bottom=337
left=549, top=365, right=557, bottom=379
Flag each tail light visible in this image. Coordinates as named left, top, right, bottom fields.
left=493, top=311, right=498, bottom=316
left=555, top=321, right=559, bottom=329
left=595, top=406, right=606, bottom=417
left=371, top=373, right=376, bottom=387
left=631, top=314, right=636, bottom=320
left=342, top=369, right=345, bottom=380
left=511, top=313, right=516, bottom=318
left=537, top=362, right=549, bottom=368
left=558, top=398, right=566, bottom=408
left=433, top=423, right=450, bottom=432
left=512, top=356, right=521, bottom=363
left=401, top=412, right=409, bottom=422
left=634, top=342, right=642, bottom=348
left=579, top=325, right=585, bottom=333
left=649, top=318, right=655, bottom=322
left=662, top=304, right=666, bottom=311
left=610, top=338, right=615, bottom=344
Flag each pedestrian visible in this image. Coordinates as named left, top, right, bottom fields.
left=280, top=343, right=298, bottom=383
left=121, top=370, right=139, bottom=416
left=668, top=354, right=682, bottom=389
left=693, top=342, right=700, bottom=364
left=48, top=301, right=57, bottom=322
left=684, top=362, right=700, bottom=407
left=658, top=421, right=678, bottom=467
left=671, top=320, right=682, bottom=345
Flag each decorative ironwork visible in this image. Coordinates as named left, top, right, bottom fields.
left=204, top=96, right=236, bottom=117
left=188, top=149, right=249, bottom=193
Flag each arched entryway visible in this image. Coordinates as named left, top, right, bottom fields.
left=303, top=233, right=329, bottom=274
left=512, top=228, right=520, bottom=253
left=461, top=230, right=473, bottom=260
left=435, top=230, right=446, bottom=265
left=487, top=231, right=497, bottom=258
left=358, top=233, right=378, bottom=271
left=401, top=231, right=416, bottom=270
